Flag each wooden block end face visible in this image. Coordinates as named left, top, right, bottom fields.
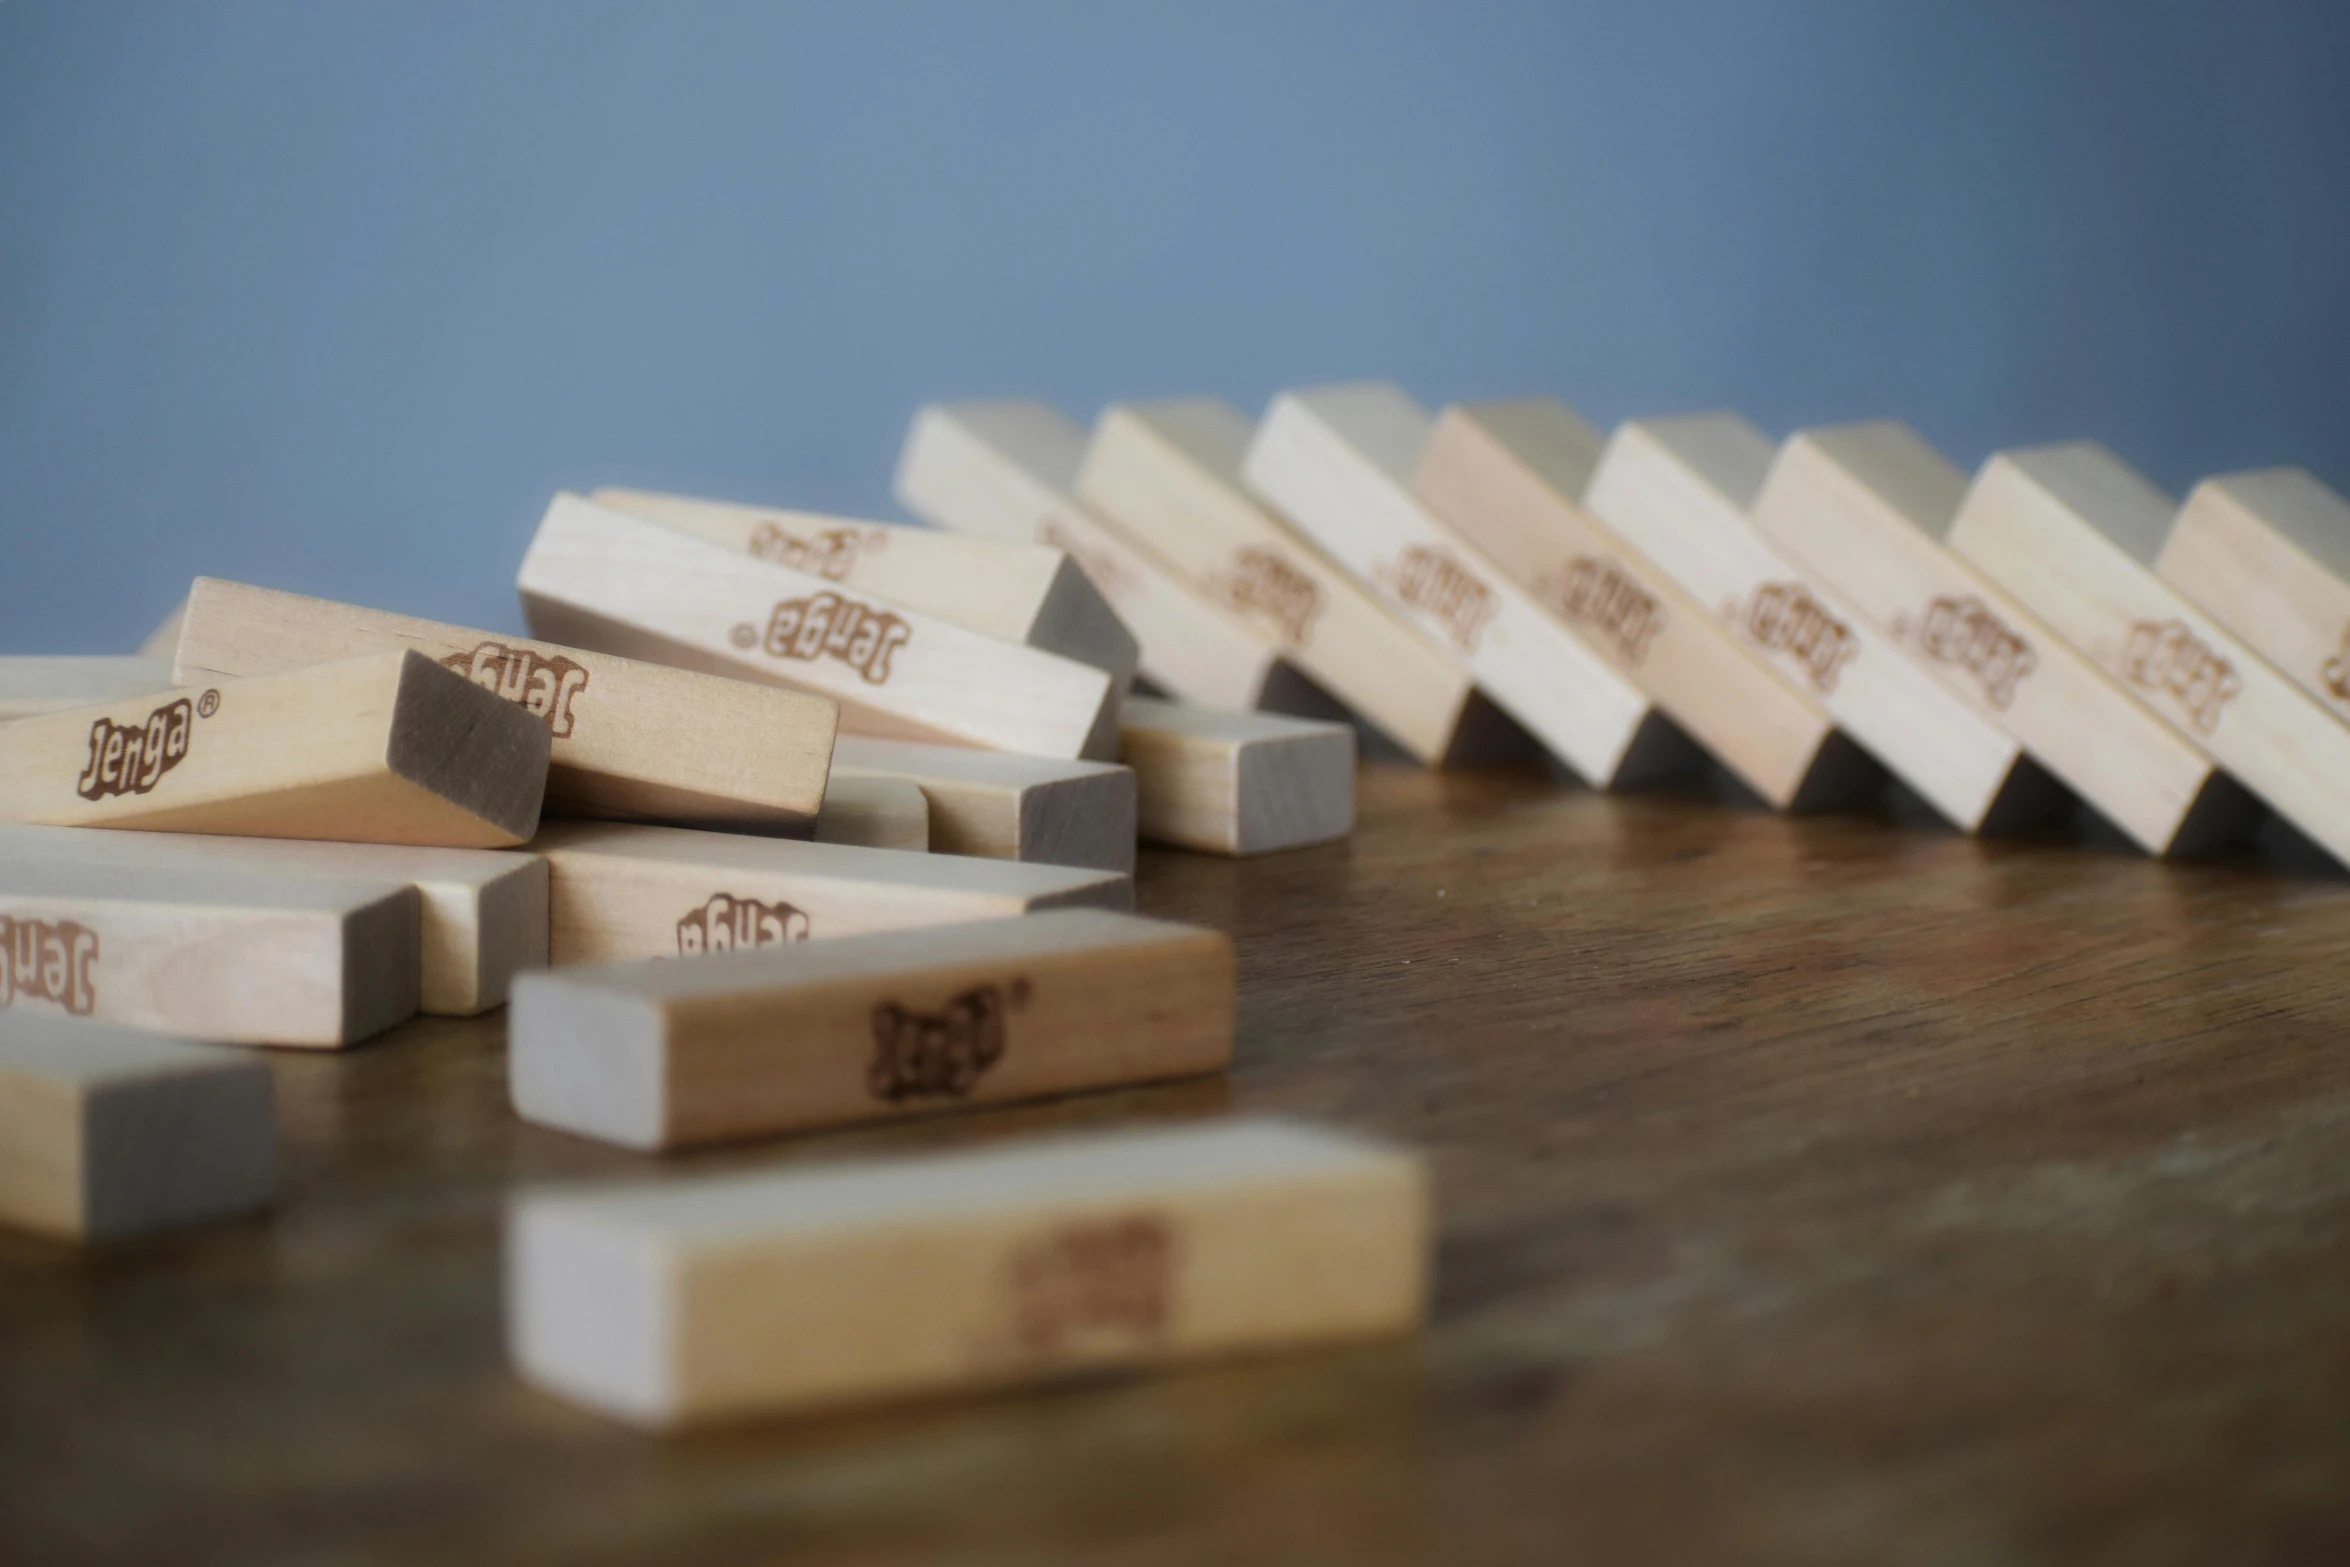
left=1435, top=399, right=1605, bottom=505
left=447, top=856, right=549, bottom=1016
left=508, top=1200, right=676, bottom=1424
left=1234, top=726, right=1356, bottom=855
left=1600, top=414, right=1776, bottom=514
left=386, top=651, right=554, bottom=846
left=509, top=978, right=670, bottom=1150
left=1985, top=443, right=2177, bottom=569
left=1014, top=768, right=1139, bottom=874
left=338, top=885, right=426, bottom=1046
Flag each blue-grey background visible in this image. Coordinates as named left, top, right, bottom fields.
left=3, top=0, right=2346, bottom=652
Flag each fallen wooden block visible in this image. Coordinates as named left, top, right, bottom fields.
left=0, top=1014, right=274, bottom=1240
left=517, top=494, right=1118, bottom=761
left=1583, top=414, right=2069, bottom=833
left=0, top=656, right=175, bottom=722
left=511, top=908, right=1231, bottom=1150
left=532, top=821, right=1134, bottom=965
left=2159, top=469, right=2350, bottom=723
left=507, top=1117, right=1428, bottom=1427
left=1121, top=698, right=1353, bottom=855
left=0, top=650, right=550, bottom=848
left=814, top=773, right=929, bottom=852
left=830, top=736, right=1136, bottom=873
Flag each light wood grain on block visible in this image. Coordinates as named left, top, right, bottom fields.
left=1584, top=414, right=2068, bottom=834
left=506, top=1116, right=1427, bottom=1427
left=2160, top=469, right=2350, bottom=726
left=532, top=821, right=1134, bottom=966
left=517, top=495, right=1118, bottom=762
left=830, top=736, right=1137, bottom=873
left=1120, top=698, right=1354, bottom=855
left=814, top=774, right=929, bottom=852
left=172, top=577, right=836, bottom=835
left=0, top=657, right=176, bottom=722
left=0, top=1014, right=274, bottom=1240
left=511, top=908, right=1232, bottom=1150
left=0, top=650, right=550, bottom=848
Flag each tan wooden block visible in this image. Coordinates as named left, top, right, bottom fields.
left=173, top=577, right=836, bottom=836
left=0, top=657, right=175, bottom=722
left=1950, top=443, right=2350, bottom=866
left=1752, top=422, right=2258, bottom=856
left=830, top=736, right=1136, bottom=873
left=814, top=774, right=929, bottom=852
left=0, top=1015, right=274, bottom=1240
left=2159, top=469, right=2350, bottom=723
left=1120, top=698, right=1353, bottom=855
left=507, top=1116, right=1428, bottom=1427
left=139, top=601, right=187, bottom=659
left=511, top=908, right=1231, bottom=1150
left=517, top=494, right=1118, bottom=762
left=1584, top=414, right=2068, bottom=833
left=0, top=650, right=550, bottom=848
left=532, top=821, right=1134, bottom=966
left=0, top=858, right=418, bottom=1046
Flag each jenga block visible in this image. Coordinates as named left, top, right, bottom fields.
left=140, top=601, right=187, bottom=659
left=0, top=824, right=543, bottom=1016
left=175, top=577, right=835, bottom=835
left=830, top=736, right=1136, bottom=873
left=0, top=859, right=418, bottom=1046
left=1120, top=698, right=1354, bottom=855
left=0, top=657, right=175, bottom=722
left=2160, top=469, right=2350, bottom=723
left=1752, top=422, right=2259, bottom=856
left=1583, top=415, right=2069, bottom=833
left=517, top=495, right=1118, bottom=762
left=531, top=821, right=1133, bottom=966
left=0, top=651, right=550, bottom=848
left=507, top=1117, right=1428, bottom=1427
left=1413, top=400, right=1880, bottom=811
left=0, top=1015, right=274, bottom=1240
left=510, top=909, right=1232, bottom=1150
left=814, top=774, right=929, bottom=852
left=1951, top=444, right=2350, bottom=866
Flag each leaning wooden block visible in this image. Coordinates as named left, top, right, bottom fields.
left=814, top=774, right=929, bottom=852
left=830, top=736, right=1137, bottom=873
left=175, top=577, right=835, bottom=835
left=1584, top=414, right=2068, bottom=833
left=0, top=650, right=550, bottom=848
left=1121, top=698, right=1353, bottom=855
left=2159, top=469, right=2350, bottom=724
left=511, top=909, right=1231, bottom=1150
left=0, top=656, right=175, bottom=722
left=140, top=601, right=188, bottom=659
left=0, top=1015, right=274, bottom=1240
left=533, top=821, right=1133, bottom=966
left=507, top=1117, right=1427, bottom=1427
left=518, top=494, right=1118, bottom=761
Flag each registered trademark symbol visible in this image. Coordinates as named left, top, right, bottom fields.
left=729, top=623, right=755, bottom=648
left=197, top=689, right=220, bottom=718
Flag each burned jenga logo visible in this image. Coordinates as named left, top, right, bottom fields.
left=440, top=643, right=590, bottom=738
left=1384, top=546, right=1495, bottom=653
left=867, top=977, right=1028, bottom=1102
left=675, top=893, right=810, bottom=956
left=0, top=916, right=99, bottom=1016
left=1209, top=547, right=1323, bottom=648
left=2124, top=619, right=2239, bottom=734
left=1005, top=1212, right=1177, bottom=1357
left=1539, top=555, right=1664, bottom=667
left=736, top=592, right=911, bottom=685
left=746, top=520, right=886, bottom=581
left=76, top=696, right=199, bottom=801
left=1726, top=582, right=1857, bottom=694
left=1895, top=595, right=2037, bottom=709
left=2319, top=626, right=2350, bottom=711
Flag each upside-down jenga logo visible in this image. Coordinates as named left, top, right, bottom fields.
left=0, top=916, right=99, bottom=1016
left=733, top=592, right=912, bottom=685
left=675, top=893, right=810, bottom=956
left=1726, top=582, right=1857, bottom=694
left=1894, top=595, right=2038, bottom=710
left=1005, top=1211, right=1177, bottom=1357
left=76, top=693, right=208, bottom=801
left=1539, top=555, right=1665, bottom=668
left=1384, top=546, right=1495, bottom=653
left=2124, top=619, right=2239, bottom=734
left=2319, top=626, right=2350, bottom=712
left=440, top=644, right=590, bottom=738
left=747, top=520, right=887, bottom=581
left=867, top=977, right=1028, bottom=1102
left=1209, top=547, right=1323, bottom=649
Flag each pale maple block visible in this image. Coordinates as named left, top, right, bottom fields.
left=511, top=909, right=1232, bottom=1151
left=531, top=821, right=1134, bottom=966
left=0, top=824, right=544, bottom=1016
left=2159, top=469, right=2350, bottom=723
left=0, top=657, right=177, bottom=722
left=140, top=601, right=187, bottom=659
left=830, top=735, right=1137, bottom=873
left=814, top=773, right=929, bottom=852
left=0, top=859, right=419, bottom=1046
left=1119, top=698, right=1354, bottom=855
left=176, top=577, right=834, bottom=834
left=0, top=1015, right=274, bottom=1241
left=517, top=495, right=1118, bottom=762
left=1752, top=422, right=2258, bottom=856
left=0, top=650, right=550, bottom=848
left=507, top=1117, right=1428, bottom=1427
left=1950, top=444, right=2350, bottom=867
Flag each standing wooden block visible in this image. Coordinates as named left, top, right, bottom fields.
left=0, top=1015, right=274, bottom=1241
left=517, top=495, right=1118, bottom=762
left=830, top=736, right=1137, bottom=874
left=511, top=909, right=1231, bottom=1150
left=2158, top=469, right=2350, bottom=723
left=507, top=1117, right=1428, bottom=1427
left=0, top=657, right=175, bottom=722
left=1752, top=422, right=2258, bottom=856
left=0, top=859, right=418, bottom=1046
left=1243, top=384, right=1697, bottom=790
left=0, top=650, right=550, bottom=848
left=173, top=577, right=836, bottom=836
left=1121, top=698, right=1354, bottom=855
left=1583, top=415, right=2067, bottom=833
left=532, top=821, right=1133, bottom=966
left=814, top=774, right=930, bottom=852
left=1950, top=444, right=2350, bottom=867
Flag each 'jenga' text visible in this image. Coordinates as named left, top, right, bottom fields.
left=867, top=977, right=1027, bottom=1102
left=0, top=916, right=98, bottom=1016
left=441, top=643, right=590, bottom=738
left=2319, top=625, right=2350, bottom=712
left=1727, top=582, right=1856, bottom=694
left=1897, top=595, right=2037, bottom=709
left=747, top=520, right=886, bottom=581
left=1385, top=546, right=1495, bottom=653
left=1540, top=556, right=1664, bottom=667
left=1005, top=1211, right=1177, bottom=1357
left=675, top=893, right=809, bottom=956
left=2124, top=619, right=2239, bottom=734
left=76, top=697, right=195, bottom=801
left=1209, top=547, right=1323, bottom=649
left=743, top=592, right=911, bottom=686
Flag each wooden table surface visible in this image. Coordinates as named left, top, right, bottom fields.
left=6, top=762, right=2350, bottom=1565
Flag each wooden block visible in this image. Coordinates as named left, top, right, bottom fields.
left=814, top=774, right=929, bottom=852
left=510, top=908, right=1232, bottom=1150
left=139, top=601, right=187, bottom=659
left=830, top=736, right=1136, bottom=873
left=0, top=1015, right=274, bottom=1240
left=0, top=858, right=418, bottom=1046
left=1752, top=422, right=2259, bottom=856
left=2159, top=469, right=2350, bottom=723
left=1243, top=384, right=1698, bottom=790
left=0, top=657, right=175, bottom=722
left=0, top=824, right=544, bottom=1016
left=507, top=1117, right=1427, bottom=1427
left=1413, top=400, right=1880, bottom=811
left=532, top=821, right=1134, bottom=966
left=0, top=650, right=550, bottom=848
left=517, top=494, right=1118, bottom=762
left=591, top=488, right=1141, bottom=691
left=1583, top=414, right=2068, bottom=833
left=175, top=577, right=835, bottom=835
left=1950, top=443, right=2350, bottom=866
left=1120, top=698, right=1354, bottom=855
